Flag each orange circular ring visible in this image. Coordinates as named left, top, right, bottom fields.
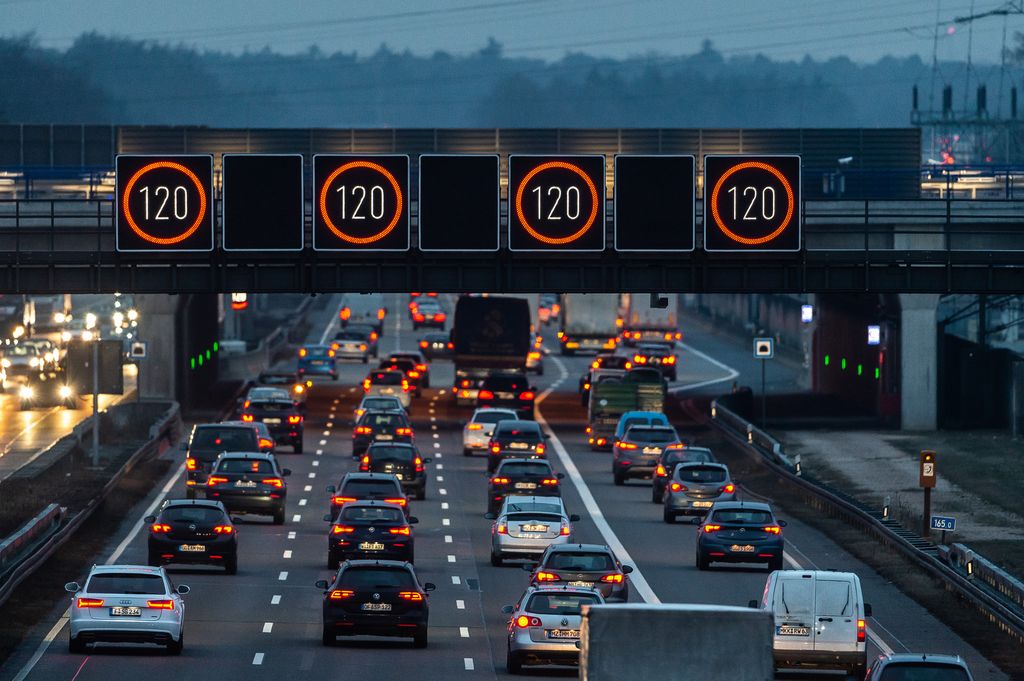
left=122, top=161, right=207, bottom=245
left=514, top=161, right=600, bottom=245
left=318, top=161, right=403, bottom=245
left=710, top=161, right=795, bottom=245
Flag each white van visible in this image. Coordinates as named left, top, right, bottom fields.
left=750, top=570, right=871, bottom=679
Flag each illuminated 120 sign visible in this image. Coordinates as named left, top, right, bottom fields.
left=703, top=155, right=801, bottom=252
left=508, top=155, right=605, bottom=251
left=313, top=155, right=410, bottom=251
left=115, top=155, right=214, bottom=252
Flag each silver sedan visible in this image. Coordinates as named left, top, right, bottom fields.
left=502, top=585, right=603, bottom=673
left=462, top=407, right=519, bottom=456
left=487, top=495, right=578, bottom=566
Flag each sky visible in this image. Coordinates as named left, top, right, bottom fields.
left=1, top=0, right=1019, bottom=64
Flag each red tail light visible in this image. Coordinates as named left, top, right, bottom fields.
left=370, top=332, right=378, bottom=341
left=669, top=482, right=687, bottom=492
left=535, top=571, right=560, bottom=582
left=600, top=573, right=624, bottom=584
left=362, top=379, right=371, bottom=391
left=763, top=525, right=782, bottom=535
left=491, top=476, right=510, bottom=485
left=560, top=524, right=571, bottom=536
left=206, top=476, right=229, bottom=486
left=433, top=313, right=445, bottom=322
left=419, top=340, right=428, bottom=348
left=339, top=308, right=351, bottom=320
left=857, top=619, right=866, bottom=642
left=490, top=444, right=501, bottom=453
left=287, top=415, right=302, bottom=425
left=535, top=443, right=545, bottom=455
left=395, top=427, right=413, bottom=436
left=328, top=349, right=335, bottom=358
left=389, top=526, right=411, bottom=536
left=262, top=478, right=284, bottom=488
left=332, top=496, right=356, bottom=505
left=655, top=465, right=667, bottom=477
left=331, top=525, right=356, bottom=534
left=401, top=380, right=410, bottom=392
left=354, top=426, right=372, bottom=435
left=447, top=342, right=454, bottom=349
left=241, top=414, right=254, bottom=422
left=616, top=441, right=637, bottom=450
left=414, top=457, right=424, bottom=473
left=702, top=524, right=722, bottom=533
left=664, top=355, right=677, bottom=364
left=585, top=426, right=592, bottom=434
left=147, top=599, right=175, bottom=610
left=541, top=478, right=559, bottom=486
left=720, top=483, right=735, bottom=494
left=298, top=348, right=308, bottom=357
left=666, top=443, right=685, bottom=450
left=243, top=400, right=251, bottom=409
left=413, top=313, right=425, bottom=322
left=259, top=438, right=274, bottom=449
left=331, top=342, right=340, bottom=351
left=408, top=370, right=421, bottom=378
left=519, top=391, right=535, bottom=401
left=329, top=589, right=354, bottom=600
left=398, top=591, right=423, bottom=601
left=76, top=598, right=105, bottom=608
left=384, top=498, right=407, bottom=507
left=377, top=308, right=386, bottom=320
left=415, top=363, right=427, bottom=372
left=496, top=523, right=508, bottom=535
left=359, top=455, right=370, bottom=472
left=515, top=615, right=542, bottom=628
left=213, top=525, right=234, bottom=534
left=151, top=523, right=171, bottom=533
left=186, top=458, right=197, bottom=471
left=478, top=390, right=494, bottom=400
left=460, top=379, right=471, bottom=388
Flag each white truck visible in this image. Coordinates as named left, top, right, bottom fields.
left=580, top=603, right=775, bottom=681
left=558, top=294, right=620, bottom=355
left=619, top=293, right=680, bottom=347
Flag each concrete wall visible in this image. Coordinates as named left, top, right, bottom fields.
left=899, top=294, right=940, bottom=430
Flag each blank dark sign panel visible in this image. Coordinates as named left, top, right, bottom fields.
left=614, top=155, right=695, bottom=251
left=508, top=155, right=606, bottom=252
left=418, top=155, right=499, bottom=251
left=115, top=155, right=214, bottom=252
left=313, top=154, right=410, bottom=252
left=222, top=154, right=304, bottom=251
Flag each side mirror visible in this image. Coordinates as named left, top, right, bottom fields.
left=282, top=469, right=292, bottom=477
left=557, top=473, right=565, bottom=480
left=622, top=565, right=634, bottom=574
left=408, top=517, right=419, bottom=524
left=143, top=515, right=156, bottom=524
left=691, top=517, right=703, bottom=525
left=748, top=599, right=759, bottom=609
left=314, top=580, right=329, bottom=590
left=778, top=520, right=788, bottom=527
left=500, top=605, right=514, bottom=614
left=326, top=485, right=336, bottom=494
left=544, top=433, right=552, bottom=439
left=64, top=582, right=80, bottom=593
left=484, top=513, right=496, bottom=520
left=864, top=603, right=872, bottom=617
left=521, top=563, right=537, bottom=572
left=176, top=584, right=190, bottom=595
left=422, top=457, right=432, bottom=464
left=231, top=516, right=243, bottom=524
left=323, top=514, right=332, bottom=522
left=569, top=514, right=581, bottom=522
left=423, top=583, right=436, bottom=592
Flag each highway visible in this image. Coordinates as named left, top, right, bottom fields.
left=1, top=294, right=1006, bottom=680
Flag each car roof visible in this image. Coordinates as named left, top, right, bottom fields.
left=367, top=442, right=416, bottom=451
left=196, top=422, right=252, bottom=430
left=526, top=584, right=604, bottom=597
left=503, top=495, right=565, bottom=508
left=217, top=451, right=274, bottom=461
left=341, top=558, right=411, bottom=570
left=677, top=461, right=728, bottom=471
left=497, top=458, right=551, bottom=467
left=495, top=420, right=541, bottom=430
left=624, top=424, right=676, bottom=432
left=88, top=564, right=165, bottom=575
left=876, top=653, right=969, bottom=667
left=342, top=472, right=402, bottom=482
left=162, top=498, right=225, bottom=510
left=619, top=411, right=667, bottom=419
left=546, top=543, right=612, bottom=554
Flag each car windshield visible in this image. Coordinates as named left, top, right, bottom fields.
left=665, top=450, right=712, bottom=465
left=711, top=509, right=774, bottom=524
left=676, top=466, right=727, bottom=483
left=370, top=372, right=402, bottom=385
left=368, top=446, right=415, bottom=464
left=162, top=506, right=224, bottom=523
left=339, top=568, right=415, bottom=589
left=86, top=573, right=165, bottom=595
left=625, top=428, right=677, bottom=443
left=217, top=458, right=275, bottom=474
left=485, top=376, right=529, bottom=391
left=498, top=462, right=551, bottom=477
left=546, top=552, right=614, bottom=571
left=343, top=479, right=400, bottom=496
left=192, top=428, right=255, bottom=450
left=362, top=413, right=407, bottom=427
left=526, top=593, right=599, bottom=615
left=342, top=506, right=404, bottom=522
left=877, top=665, right=972, bottom=681
left=474, top=411, right=517, bottom=425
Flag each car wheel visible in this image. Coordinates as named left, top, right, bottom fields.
left=273, top=508, right=286, bottom=525
left=768, top=556, right=783, bottom=572
left=413, top=627, right=428, bottom=648
left=68, top=636, right=86, bottom=654
left=224, top=555, right=238, bottom=575
left=294, top=440, right=304, bottom=454
left=490, top=552, right=503, bottom=567
left=613, top=472, right=625, bottom=486
left=696, top=552, right=710, bottom=571
left=663, top=508, right=676, bottom=523
left=147, top=551, right=161, bottom=567
left=322, top=627, right=336, bottom=647
left=167, top=630, right=183, bottom=655
left=507, top=648, right=523, bottom=674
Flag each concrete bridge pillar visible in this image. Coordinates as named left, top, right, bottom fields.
left=898, top=293, right=940, bottom=430
left=133, top=294, right=179, bottom=401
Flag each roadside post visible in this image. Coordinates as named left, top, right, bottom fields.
left=919, top=450, right=937, bottom=537
left=930, top=514, right=956, bottom=545
left=753, top=338, right=774, bottom=429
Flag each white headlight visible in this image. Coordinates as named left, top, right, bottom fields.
left=85, top=313, right=97, bottom=329
left=54, top=312, right=66, bottom=324
left=61, top=331, right=71, bottom=342
left=81, top=330, right=94, bottom=342
left=12, top=326, right=24, bottom=339
left=58, top=385, right=73, bottom=399
left=0, top=358, right=9, bottom=368
left=127, top=309, right=139, bottom=322
left=44, top=352, right=54, bottom=363
left=19, top=385, right=33, bottom=399
left=28, top=357, right=39, bottom=368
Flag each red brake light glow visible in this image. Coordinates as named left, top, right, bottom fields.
left=213, top=525, right=234, bottom=534
left=354, top=426, right=373, bottom=435
left=262, top=478, right=284, bottom=488
left=616, top=441, right=637, bottom=450
left=389, top=526, right=411, bottom=536
left=395, top=427, right=413, bottom=436
left=329, top=589, right=354, bottom=600
left=241, top=414, right=254, bottom=422
left=541, top=478, right=559, bottom=486
left=151, top=523, right=171, bottom=533
left=76, top=598, right=105, bottom=608
left=721, top=483, right=735, bottom=494
left=857, top=619, right=866, bottom=642
left=287, top=415, right=302, bottom=424
left=535, top=571, right=560, bottom=582
left=669, top=482, right=686, bottom=492
left=703, top=524, right=722, bottom=533
left=655, top=465, right=667, bottom=477
left=147, top=599, right=174, bottom=610
left=332, top=525, right=356, bottom=534
left=478, top=390, right=494, bottom=400
left=332, top=496, right=356, bottom=505
left=206, top=476, right=228, bottom=486
left=186, top=458, right=197, bottom=471
left=519, top=391, right=535, bottom=401
left=384, top=497, right=407, bottom=507
left=491, top=477, right=510, bottom=485
left=763, top=525, right=782, bottom=535
left=515, top=615, right=542, bottom=628
left=398, top=591, right=423, bottom=601
left=535, top=443, right=545, bottom=455
left=496, top=523, right=508, bottom=535
left=600, top=573, right=624, bottom=584
left=490, top=444, right=501, bottom=453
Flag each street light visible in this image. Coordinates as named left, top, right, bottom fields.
left=85, top=313, right=97, bottom=330
left=127, top=309, right=139, bottom=322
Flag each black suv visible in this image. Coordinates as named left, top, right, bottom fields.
left=205, top=452, right=291, bottom=524
left=324, top=500, right=418, bottom=568
left=487, top=420, right=547, bottom=473
left=181, top=423, right=261, bottom=498
left=352, top=410, right=414, bottom=457
left=317, top=560, right=434, bottom=647
left=146, top=499, right=238, bottom=574
left=240, top=396, right=304, bottom=453
left=359, top=443, right=430, bottom=500
left=488, top=459, right=563, bottom=514
left=327, top=472, right=409, bottom=521
left=477, top=372, right=535, bottom=418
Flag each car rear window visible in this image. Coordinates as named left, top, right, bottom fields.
left=217, top=458, right=275, bottom=474
left=815, top=580, right=854, bottom=617
left=505, top=501, right=561, bottom=514
left=336, top=331, right=367, bottom=340
left=474, top=411, right=517, bottom=425
left=625, top=427, right=677, bottom=443
left=192, top=428, right=256, bottom=450
left=162, top=506, right=224, bottom=524
left=249, top=401, right=293, bottom=411
left=600, top=356, right=629, bottom=369
left=776, top=578, right=814, bottom=615
left=877, top=665, right=971, bottom=681
left=362, top=413, right=408, bottom=427
left=258, top=374, right=296, bottom=385
left=495, top=425, right=542, bottom=439
left=546, top=552, right=614, bottom=571
left=665, top=450, right=712, bottom=465
left=370, top=372, right=402, bottom=385
left=368, top=446, right=415, bottom=464
left=343, top=479, right=401, bottom=496
left=497, top=462, right=551, bottom=477
left=676, top=466, right=727, bottom=483
left=362, top=398, right=400, bottom=410
left=526, top=593, right=599, bottom=615
left=248, top=388, right=290, bottom=401
left=342, top=506, right=404, bottom=522
left=87, top=573, right=165, bottom=595
left=302, top=347, right=332, bottom=359
left=508, top=512, right=563, bottom=523
left=339, top=568, right=415, bottom=589
left=382, top=360, right=415, bottom=371
left=485, top=376, right=529, bottom=391
left=711, top=509, right=774, bottom=524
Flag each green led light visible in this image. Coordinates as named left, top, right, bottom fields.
left=841, top=358, right=847, bottom=370
left=190, top=357, right=195, bottom=370
left=857, top=364, right=863, bottom=376
left=875, top=367, right=880, bottom=380
left=213, top=341, right=219, bottom=352
left=824, top=355, right=830, bottom=366
left=198, top=354, right=203, bottom=366
left=206, top=349, right=211, bottom=360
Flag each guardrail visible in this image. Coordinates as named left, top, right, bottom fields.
left=0, top=401, right=181, bottom=608
left=0, top=504, right=64, bottom=585
left=708, top=398, right=1024, bottom=644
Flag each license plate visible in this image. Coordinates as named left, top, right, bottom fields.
left=567, top=581, right=593, bottom=588
left=375, top=434, right=394, bottom=441
left=730, top=544, right=755, bottom=552
left=343, top=344, right=358, bottom=350
left=642, top=447, right=662, bottom=454
left=110, top=607, right=142, bottom=617
left=692, top=501, right=714, bottom=508
left=547, top=629, right=580, bottom=639
left=380, top=388, right=395, bottom=395
left=361, top=602, right=392, bottom=612
left=514, top=482, right=537, bottom=490
left=359, top=542, right=386, bottom=551
left=496, top=392, right=514, bottom=400
left=263, top=417, right=281, bottom=424
left=778, top=626, right=810, bottom=636
left=521, top=524, right=548, bottom=532
left=179, top=544, right=206, bottom=552
left=312, top=360, right=327, bottom=365
left=235, top=480, right=257, bottom=488
left=508, top=442, right=529, bottom=450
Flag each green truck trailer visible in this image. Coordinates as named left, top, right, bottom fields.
left=586, top=380, right=664, bottom=451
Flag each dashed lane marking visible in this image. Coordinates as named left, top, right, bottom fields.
left=262, top=622, right=273, bottom=633
left=312, top=461, right=319, bottom=467
left=445, top=535, right=453, bottom=543
left=288, top=531, right=297, bottom=539
left=271, top=595, right=281, bottom=605
left=283, top=550, right=292, bottom=559
left=436, top=475, right=444, bottom=482
left=441, top=502, right=449, bottom=510
left=304, top=485, right=312, bottom=492
left=464, top=658, right=474, bottom=671
left=299, top=499, right=308, bottom=506
left=292, top=514, right=302, bottom=523
left=253, top=653, right=265, bottom=665
left=439, top=488, right=447, bottom=495
left=452, top=575, right=461, bottom=585
left=460, top=627, right=470, bottom=638
left=456, top=599, right=465, bottom=610
left=443, top=518, right=451, bottom=526
left=278, top=571, right=289, bottom=581
left=447, top=555, right=457, bottom=563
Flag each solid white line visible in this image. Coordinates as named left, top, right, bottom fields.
left=253, top=652, right=265, bottom=665
left=12, top=461, right=187, bottom=681
left=669, top=341, right=740, bottom=394
left=271, top=595, right=281, bottom=605
left=540, top=355, right=660, bottom=604
left=262, top=622, right=273, bottom=634
left=447, top=555, right=456, bottom=563
left=464, top=658, right=474, bottom=671
left=452, top=575, right=461, bottom=585
left=283, top=550, right=293, bottom=559
left=278, top=571, right=289, bottom=581
left=445, top=535, right=453, bottom=543
left=455, top=599, right=465, bottom=610
left=460, top=626, right=470, bottom=638
left=292, top=514, right=302, bottom=523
